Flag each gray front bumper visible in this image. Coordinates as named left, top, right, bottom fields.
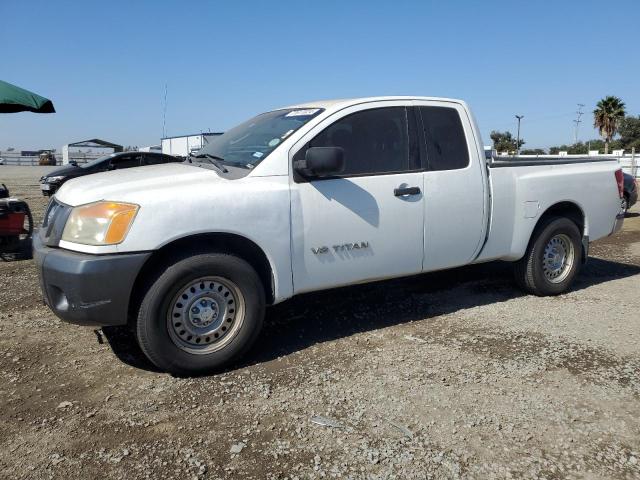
left=33, top=232, right=151, bottom=326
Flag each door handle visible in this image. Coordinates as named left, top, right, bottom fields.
left=394, top=186, right=421, bottom=197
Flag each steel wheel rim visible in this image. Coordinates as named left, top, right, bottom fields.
left=542, top=233, right=575, bottom=283
left=166, top=276, right=245, bottom=354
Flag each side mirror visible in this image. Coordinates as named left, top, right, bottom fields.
left=69, top=160, right=78, bottom=167
left=294, top=147, right=345, bottom=178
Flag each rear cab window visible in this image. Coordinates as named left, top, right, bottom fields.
left=418, top=106, right=469, bottom=171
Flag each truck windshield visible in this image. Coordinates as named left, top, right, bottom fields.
left=194, top=108, right=324, bottom=170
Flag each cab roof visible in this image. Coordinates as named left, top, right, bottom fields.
left=283, top=96, right=465, bottom=112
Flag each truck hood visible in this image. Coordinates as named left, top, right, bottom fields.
left=55, top=163, right=222, bottom=206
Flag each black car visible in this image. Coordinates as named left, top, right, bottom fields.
left=624, top=172, right=638, bottom=211
left=39, top=151, right=181, bottom=196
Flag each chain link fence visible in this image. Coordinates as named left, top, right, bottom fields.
left=0, top=151, right=104, bottom=166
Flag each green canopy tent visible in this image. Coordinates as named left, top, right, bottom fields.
left=0, top=80, right=52, bottom=255
left=0, top=80, right=55, bottom=114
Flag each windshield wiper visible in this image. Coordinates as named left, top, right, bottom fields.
left=190, top=153, right=229, bottom=173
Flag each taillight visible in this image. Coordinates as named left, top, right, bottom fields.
left=615, top=169, right=624, bottom=198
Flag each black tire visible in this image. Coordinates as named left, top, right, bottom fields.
left=513, top=216, right=582, bottom=296
left=136, top=252, right=265, bottom=376
left=21, top=204, right=34, bottom=240
left=19, top=205, right=34, bottom=259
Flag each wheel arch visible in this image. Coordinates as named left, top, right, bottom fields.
left=537, top=201, right=586, bottom=236
left=128, top=232, right=277, bottom=321
left=525, top=201, right=587, bottom=262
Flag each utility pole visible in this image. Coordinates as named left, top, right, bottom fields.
left=162, top=83, right=168, bottom=139
left=573, top=103, right=584, bottom=145
left=515, top=115, right=524, bottom=155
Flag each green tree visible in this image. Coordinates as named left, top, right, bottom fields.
left=520, top=148, right=546, bottom=155
left=550, top=141, right=589, bottom=155
left=619, top=115, right=640, bottom=151
left=548, top=139, right=623, bottom=155
left=584, top=139, right=606, bottom=153
left=593, top=96, right=626, bottom=153
left=586, top=139, right=622, bottom=153
left=490, top=130, right=524, bottom=153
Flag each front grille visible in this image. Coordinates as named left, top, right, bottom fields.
left=41, top=198, right=72, bottom=247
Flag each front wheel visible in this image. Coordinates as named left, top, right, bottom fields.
left=136, top=253, right=265, bottom=376
left=514, top=216, right=582, bottom=296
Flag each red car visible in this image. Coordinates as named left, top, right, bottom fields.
left=0, top=184, right=33, bottom=255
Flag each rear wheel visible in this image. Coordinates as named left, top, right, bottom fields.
left=514, top=216, right=582, bottom=296
left=136, top=252, right=265, bottom=376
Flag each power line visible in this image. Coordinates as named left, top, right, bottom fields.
left=573, top=103, right=584, bottom=145
left=489, top=111, right=575, bottom=133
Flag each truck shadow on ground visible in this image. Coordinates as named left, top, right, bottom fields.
left=102, top=257, right=640, bottom=375
left=247, top=257, right=640, bottom=367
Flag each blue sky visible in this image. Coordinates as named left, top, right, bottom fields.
left=1, top=0, right=639, bottom=150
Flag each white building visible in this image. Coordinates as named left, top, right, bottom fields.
left=139, top=145, right=162, bottom=153
left=161, top=132, right=223, bottom=158
left=61, top=138, right=123, bottom=165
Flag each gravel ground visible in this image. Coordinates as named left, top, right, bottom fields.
left=1, top=166, right=639, bottom=480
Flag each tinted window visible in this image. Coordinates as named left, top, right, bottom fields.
left=110, top=154, right=142, bottom=170
left=419, top=107, right=469, bottom=171
left=143, top=154, right=174, bottom=165
left=81, top=154, right=115, bottom=169
left=303, top=107, right=419, bottom=176
left=163, top=154, right=180, bottom=163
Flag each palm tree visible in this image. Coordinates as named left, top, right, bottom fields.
left=593, top=96, right=626, bottom=154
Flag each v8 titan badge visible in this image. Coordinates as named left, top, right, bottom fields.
left=311, top=242, right=369, bottom=255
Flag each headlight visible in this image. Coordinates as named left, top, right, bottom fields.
left=46, top=175, right=66, bottom=183
left=62, top=201, right=139, bottom=245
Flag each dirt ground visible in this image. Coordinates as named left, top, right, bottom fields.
left=1, top=166, right=639, bottom=480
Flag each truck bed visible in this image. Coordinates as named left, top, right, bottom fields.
left=476, top=156, right=622, bottom=264
left=488, top=155, right=616, bottom=168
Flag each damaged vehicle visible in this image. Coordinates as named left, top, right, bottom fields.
left=0, top=183, right=33, bottom=256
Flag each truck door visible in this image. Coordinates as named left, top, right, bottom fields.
left=290, top=103, right=425, bottom=294
left=414, top=101, right=486, bottom=271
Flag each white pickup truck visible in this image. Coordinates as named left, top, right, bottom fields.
left=34, top=96, right=625, bottom=375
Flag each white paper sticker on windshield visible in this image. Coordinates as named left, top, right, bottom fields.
left=252, top=151, right=264, bottom=158
left=268, top=138, right=281, bottom=147
left=285, top=108, right=320, bottom=117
